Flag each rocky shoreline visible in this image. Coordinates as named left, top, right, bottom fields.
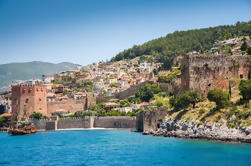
left=143, top=118, right=251, bottom=143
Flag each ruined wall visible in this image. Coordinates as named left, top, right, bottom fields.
left=114, top=81, right=153, bottom=100
left=12, top=85, right=47, bottom=120
left=94, top=116, right=136, bottom=129
left=181, top=54, right=251, bottom=96
left=142, top=107, right=168, bottom=132
left=158, top=78, right=181, bottom=97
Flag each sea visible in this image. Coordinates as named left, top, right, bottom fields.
left=0, top=129, right=250, bottom=166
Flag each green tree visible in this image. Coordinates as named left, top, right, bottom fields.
left=29, top=112, right=47, bottom=120
left=239, top=79, right=251, bottom=103
left=135, top=83, right=162, bottom=102
left=74, top=111, right=93, bottom=117
left=0, top=116, right=10, bottom=127
left=241, top=40, right=248, bottom=51
left=171, top=89, right=203, bottom=110
left=207, top=89, right=230, bottom=109
left=111, top=21, right=251, bottom=70
left=109, top=83, right=118, bottom=88
left=247, top=47, right=251, bottom=55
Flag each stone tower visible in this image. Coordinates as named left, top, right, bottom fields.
left=11, top=85, right=47, bottom=121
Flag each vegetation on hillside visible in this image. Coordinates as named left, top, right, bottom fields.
left=29, top=112, right=49, bottom=120
left=207, top=89, right=230, bottom=109
left=112, top=21, right=251, bottom=69
left=170, top=90, right=203, bottom=110
left=0, top=116, right=10, bottom=128
left=135, top=83, right=162, bottom=102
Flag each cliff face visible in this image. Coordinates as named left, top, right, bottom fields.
left=181, top=54, right=251, bottom=96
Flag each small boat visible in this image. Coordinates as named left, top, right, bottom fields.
left=8, top=122, right=37, bottom=136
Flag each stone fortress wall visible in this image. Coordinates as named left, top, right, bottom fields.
left=32, top=116, right=136, bottom=131
left=181, top=54, right=251, bottom=96
left=47, top=92, right=96, bottom=115
left=94, top=116, right=136, bottom=128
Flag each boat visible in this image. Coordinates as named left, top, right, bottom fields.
left=8, top=104, right=37, bottom=136
left=8, top=122, right=37, bottom=136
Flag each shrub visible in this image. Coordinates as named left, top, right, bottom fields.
left=74, top=111, right=93, bottom=117
left=171, top=89, right=203, bottom=110
left=29, top=112, right=48, bottom=120
left=135, top=83, right=162, bottom=102
left=240, top=108, right=251, bottom=120
left=239, top=79, right=251, bottom=104
left=199, top=108, right=205, bottom=116
left=157, top=70, right=181, bottom=83
left=0, top=116, right=10, bottom=127
left=247, top=47, right=251, bottom=55
left=207, top=89, right=229, bottom=109
left=216, top=113, right=222, bottom=122
left=227, top=122, right=237, bottom=128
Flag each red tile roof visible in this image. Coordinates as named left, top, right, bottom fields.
left=0, top=113, right=11, bottom=117
left=140, top=102, right=149, bottom=106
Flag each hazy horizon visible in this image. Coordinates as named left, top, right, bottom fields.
left=0, top=0, right=251, bottom=65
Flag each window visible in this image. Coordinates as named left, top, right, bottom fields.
left=22, top=89, right=26, bottom=94
left=25, top=98, right=29, bottom=103
left=28, top=88, right=31, bottom=93
left=39, top=98, right=42, bottom=102
left=240, top=74, right=243, bottom=79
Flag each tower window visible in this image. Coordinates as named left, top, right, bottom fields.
left=25, top=98, right=29, bottom=103
left=240, top=74, right=243, bottom=79
left=22, top=89, right=26, bottom=94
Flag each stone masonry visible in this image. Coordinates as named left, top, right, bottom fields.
left=11, top=85, right=47, bottom=121
left=181, top=54, right=251, bottom=96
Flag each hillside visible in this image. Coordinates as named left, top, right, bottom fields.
left=0, top=61, right=79, bottom=93
left=112, top=21, right=251, bottom=69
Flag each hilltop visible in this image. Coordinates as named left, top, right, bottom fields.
left=0, top=61, right=79, bottom=93
left=112, top=21, right=251, bottom=69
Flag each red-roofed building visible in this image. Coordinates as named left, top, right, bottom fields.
left=0, top=113, right=11, bottom=117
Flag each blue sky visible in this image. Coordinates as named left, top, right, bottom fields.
left=0, top=0, right=251, bottom=65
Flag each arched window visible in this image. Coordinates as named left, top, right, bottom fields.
left=25, top=98, right=29, bottom=103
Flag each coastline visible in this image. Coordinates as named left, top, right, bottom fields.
left=143, top=118, right=251, bottom=143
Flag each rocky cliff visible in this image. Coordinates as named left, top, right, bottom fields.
left=144, top=118, right=251, bottom=143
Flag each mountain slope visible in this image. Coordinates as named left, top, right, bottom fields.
left=0, top=61, right=79, bottom=92
left=112, top=21, right=251, bottom=69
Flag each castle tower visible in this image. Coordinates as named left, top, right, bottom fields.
left=11, top=85, right=47, bottom=121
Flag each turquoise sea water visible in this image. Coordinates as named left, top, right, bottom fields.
left=0, top=130, right=250, bottom=166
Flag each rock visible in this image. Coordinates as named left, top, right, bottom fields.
left=145, top=117, right=251, bottom=143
